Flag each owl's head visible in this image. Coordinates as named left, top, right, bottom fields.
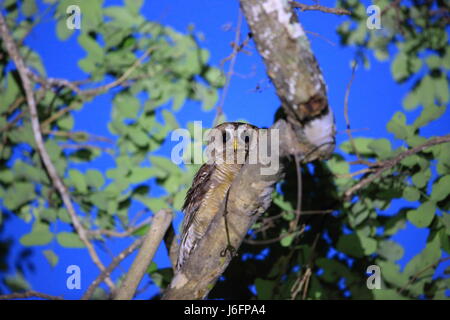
left=205, top=122, right=259, bottom=165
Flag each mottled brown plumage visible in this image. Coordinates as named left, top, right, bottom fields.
left=176, top=122, right=258, bottom=270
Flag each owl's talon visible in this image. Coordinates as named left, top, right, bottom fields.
left=220, top=245, right=237, bottom=259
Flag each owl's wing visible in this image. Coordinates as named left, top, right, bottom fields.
left=177, top=163, right=215, bottom=269
left=181, top=163, right=214, bottom=235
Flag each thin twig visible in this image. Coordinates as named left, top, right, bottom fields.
left=336, top=167, right=376, bottom=179
left=87, top=217, right=153, bottom=239
left=0, top=290, right=63, bottom=300
left=290, top=154, right=303, bottom=232
left=28, top=47, right=154, bottom=97
left=398, top=257, right=450, bottom=295
left=345, top=134, right=450, bottom=199
left=343, top=62, right=363, bottom=160
left=291, top=1, right=351, bottom=15
left=0, top=12, right=115, bottom=291
left=244, top=225, right=305, bottom=245
left=41, top=103, right=80, bottom=129
left=215, top=8, right=243, bottom=124
left=81, top=237, right=146, bottom=300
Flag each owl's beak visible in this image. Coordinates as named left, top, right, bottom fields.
left=233, top=138, right=238, bottom=151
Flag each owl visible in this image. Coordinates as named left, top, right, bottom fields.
left=176, top=122, right=259, bottom=271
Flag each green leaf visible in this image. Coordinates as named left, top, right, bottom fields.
left=68, top=169, right=88, bottom=193
left=86, top=169, right=105, bottom=189
left=58, top=208, right=72, bottom=223
left=128, top=127, right=149, bottom=147
left=377, top=240, right=404, bottom=261
left=431, top=175, right=450, bottom=202
left=340, top=137, right=375, bottom=156
left=416, top=75, right=435, bottom=108
left=56, top=19, right=74, bottom=41
left=337, top=234, right=365, bottom=258
left=368, top=139, right=392, bottom=159
left=404, top=234, right=441, bottom=277
left=57, top=232, right=85, bottom=248
left=255, top=278, right=275, bottom=299
left=78, top=33, right=104, bottom=62
left=20, top=221, right=53, bottom=246
left=162, top=109, right=179, bottom=130
left=358, top=234, right=377, bottom=255
left=411, top=168, right=431, bottom=188
left=4, top=273, right=31, bottom=292
left=280, top=234, right=294, bottom=247
left=204, top=67, right=226, bottom=88
left=173, top=188, right=187, bottom=211
left=377, top=260, right=408, bottom=288
left=135, top=196, right=168, bottom=213
left=413, top=104, right=447, bottom=128
left=425, top=55, right=441, bottom=69
left=4, top=182, right=36, bottom=211
left=402, top=89, right=420, bottom=111
left=403, top=186, right=420, bottom=202
left=387, top=111, right=413, bottom=140
left=273, top=196, right=294, bottom=213
left=434, top=75, right=449, bottom=104
left=131, top=167, right=166, bottom=183
left=57, top=114, right=74, bottom=131
left=149, top=156, right=180, bottom=174
left=407, top=201, right=436, bottom=228
left=125, top=0, right=144, bottom=14
left=115, top=94, right=141, bottom=119
left=373, top=289, right=408, bottom=300
left=43, top=249, right=59, bottom=267
left=391, top=52, right=408, bottom=82
left=0, top=73, right=20, bottom=112
left=22, top=0, right=37, bottom=17
left=132, top=224, right=150, bottom=236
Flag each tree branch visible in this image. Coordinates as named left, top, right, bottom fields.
left=290, top=1, right=351, bottom=15
left=0, top=290, right=63, bottom=300
left=114, top=209, right=173, bottom=300
left=82, top=236, right=146, bottom=300
left=28, top=47, right=154, bottom=97
left=240, top=0, right=335, bottom=162
left=344, top=134, right=450, bottom=199
left=0, top=12, right=115, bottom=291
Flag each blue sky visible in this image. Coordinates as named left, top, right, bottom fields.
left=1, top=0, right=449, bottom=299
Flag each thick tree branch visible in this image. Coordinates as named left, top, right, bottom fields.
left=344, top=134, right=450, bottom=199
left=239, top=0, right=334, bottom=162
left=114, top=209, right=172, bottom=300
left=0, top=12, right=115, bottom=291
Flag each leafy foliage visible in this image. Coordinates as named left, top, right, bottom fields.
left=221, top=0, right=449, bottom=300
left=0, top=0, right=448, bottom=300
